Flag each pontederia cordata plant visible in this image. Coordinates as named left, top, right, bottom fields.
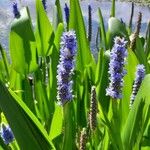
left=0, top=0, right=150, bottom=149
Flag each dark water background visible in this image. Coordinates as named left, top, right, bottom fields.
left=0, top=0, right=150, bottom=53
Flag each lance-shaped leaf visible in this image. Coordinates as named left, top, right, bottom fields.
left=69, top=0, right=96, bottom=73
left=107, top=17, right=128, bottom=49
left=10, top=7, right=38, bottom=76
left=35, top=0, right=54, bottom=56
left=122, top=75, right=150, bottom=150
left=0, top=81, right=55, bottom=150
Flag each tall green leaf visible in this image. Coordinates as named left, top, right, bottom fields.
left=55, top=0, right=63, bottom=24
left=48, top=23, right=64, bottom=103
left=34, top=69, right=51, bottom=123
left=145, top=21, right=150, bottom=57
left=135, top=37, right=149, bottom=73
left=107, top=17, right=128, bottom=49
left=95, top=50, right=110, bottom=113
left=122, top=75, right=150, bottom=150
left=121, top=49, right=138, bottom=128
left=110, top=0, right=115, bottom=17
left=0, top=44, right=10, bottom=79
left=10, top=7, right=38, bottom=75
left=35, top=0, right=54, bottom=56
left=49, top=105, right=63, bottom=140
left=0, top=81, right=55, bottom=150
left=69, top=0, right=96, bottom=73
left=98, top=8, right=107, bottom=50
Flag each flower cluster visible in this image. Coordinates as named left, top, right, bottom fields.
left=64, top=3, right=70, bottom=24
left=106, top=37, right=128, bottom=99
left=57, top=31, right=77, bottom=105
left=0, top=124, right=14, bottom=145
left=130, top=64, right=145, bottom=107
left=12, top=2, right=20, bottom=18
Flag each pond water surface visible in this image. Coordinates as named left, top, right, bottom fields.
left=0, top=0, right=150, bottom=53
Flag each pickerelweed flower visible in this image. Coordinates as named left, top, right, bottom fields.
left=130, top=64, right=145, bottom=108
left=64, top=3, right=70, bottom=24
left=0, top=124, right=14, bottom=145
left=106, top=37, right=128, bottom=99
left=42, top=0, right=47, bottom=11
left=12, top=2, right=20, bottom=18
left=57, top=31, right=77, bottom=105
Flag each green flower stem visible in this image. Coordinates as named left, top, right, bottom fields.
left=0, top=44, right=9, bottom=79
left=62, top=102, right=75, bottom=150
left=111, top=99, right=123, bottom=150
left=11, top=142, right=19, bottom=150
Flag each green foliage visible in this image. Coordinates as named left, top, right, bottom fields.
left=98, top=8, right=107, bottom=50
left=35, top=0, right=54, bottom=56
left=10, top=7, right=38, bottom=75
left=0, top=81, right=54, bottom=150
left=0, top=0, right=150, bottom=149
left=107, top=17, right=128, bottom=49
left=69, top=0, right=96, bottom=73
left=122, top=75, right=150, bottom=150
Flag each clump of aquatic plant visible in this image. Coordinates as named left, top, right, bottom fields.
left=0, top=0, right=150, bottom=149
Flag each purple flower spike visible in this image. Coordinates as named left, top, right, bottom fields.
left=12, top=2, right=20, bottom=18
left=130, top=64, right=145, bottom=108
left=64, top=3, right=70, bottom=24
left=42, top=0, right=47, bottom=11
left=106, top=37, right=128, bottom=99
left=0, top=124, right=14, bottom=145
left=57, top=31, right=77, bottom=105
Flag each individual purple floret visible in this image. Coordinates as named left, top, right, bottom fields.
left=57, top=31, right=77, bottom=105
left=42, top=0, right=47, bottom=11
left=12, top=2, right=20, bottom=18
left=0, top=124, right=14, bottom=145
left=106, top=37, right=128, bottom=99
left=64, top=3, right=70, bottom=24
left=130, top=64, right=145, bottom=107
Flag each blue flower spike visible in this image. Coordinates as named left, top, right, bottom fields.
left=12, top=2, right=20, bottom=18
left=42, top=0, right=47, bottom=11
left=130, top=64, right=145, bottom=108
left=57, top=31, right=77, bottom=105
left=106, top=37, right=128, bottom=99
left=64, top=3, right=70, bottom=24
left=0, top=123, right=14, bottom=145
